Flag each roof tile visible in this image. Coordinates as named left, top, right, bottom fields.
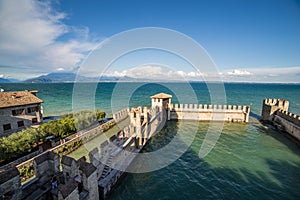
left=0, top=90, right=43, bottom=108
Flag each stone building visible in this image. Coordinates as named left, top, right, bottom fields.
left=0, top=90, right=43, bottom=136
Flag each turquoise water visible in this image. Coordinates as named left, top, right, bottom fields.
left=110, top=121, right=300, bottom=199
left=1, top=82, right=299, bottom=116
left=1, top=82, right=300, bottom=199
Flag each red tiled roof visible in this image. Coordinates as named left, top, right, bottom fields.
left=0, top=90, right=43, bottom=108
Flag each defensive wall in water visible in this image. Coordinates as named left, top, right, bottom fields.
left=261, top=98, right=300, bottom=142
left=1, top=93, right=252, bottom=200
left=2, top=94, right=300, bottom=200
left=168, top=103, right=250, bottom=122
left=150, top=93, right=250, bottom=123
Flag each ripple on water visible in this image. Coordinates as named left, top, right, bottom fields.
left=109, top=120, right=300, bottom=200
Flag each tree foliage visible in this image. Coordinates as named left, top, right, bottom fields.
left=0, top=110, right=106, bottom=164
left=0, top=128, right=40, bottom=162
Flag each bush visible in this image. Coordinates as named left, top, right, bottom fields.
left=72, top=110, right=106, bottom=130
left=0, top=128, right=40, bottom=162
left=39, top=110, right=105, bottom=138
left=18, top=164, right=34, bottom=182
left=0, top=109, right=105, bottom=164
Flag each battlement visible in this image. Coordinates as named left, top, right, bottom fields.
left=263, top=98, right=289, bottom=108
left=168, top=103, right=250, bottom=122
left=261, top=98, right=300, bottom=142
left=129, top=106, right=151, bottom=126
left=276, top=109, right=300, bottom=127
left=169, top=103, right=250, bottom=112
left=130, top=106, right=150, bottom=114
left=113, top=107, right=129, bottom=123
left=261, top=98, right=289, bottom=121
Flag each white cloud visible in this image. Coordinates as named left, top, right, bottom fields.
left=56, top=67, right=65, bottom=71
left=0, top=0, right=99, bottom=78
left=0, top=74, right=5, bottom=78
left=227, top=69, right=253, bottom=76
left=220, top=66, right=300, bottom=83
left=105, top=65, right=205, bottom=81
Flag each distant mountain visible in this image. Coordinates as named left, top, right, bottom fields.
left=23, top=72, right=124, bottom=83
left=0, top=78, right=11, bottom=83
left=0, top=78, right=20, bottom=83
left=22, top=72, right=163, bottom=83
left=24, top=72, right=87, bottom=83
left=7, top=78, right=20, bottom=83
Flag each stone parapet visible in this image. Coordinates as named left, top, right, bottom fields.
left=113, top=108, right=129, bottom=123
left=169, top=103, right=250, bottom=122
left=169, top=103, right=249, bottom=112
left=276, top=110, right=300, bottom=127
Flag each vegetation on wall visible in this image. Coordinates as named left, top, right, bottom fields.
left=18, top=162, right=35, bottom=183
left=0, top=110, right=106, bottom=164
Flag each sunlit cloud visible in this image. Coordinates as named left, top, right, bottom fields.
left=103, top=65, right=300, bottom=83
left=220, top=66, right=300, bottom=83
left=56, top=68, right=65, bottom=71
left=0, top=0, right=99, bottom=78
left=104, top=65, right=205, bottom=81
left=227, top=69, right=253, bottom=76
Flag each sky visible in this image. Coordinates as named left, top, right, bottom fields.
left=0, top=0, right=300, bottom=82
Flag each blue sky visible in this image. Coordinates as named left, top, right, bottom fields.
left=0, top=0, right=300, bottom=82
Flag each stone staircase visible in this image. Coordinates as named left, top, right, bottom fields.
left=100, top=156, right=113, bottom=179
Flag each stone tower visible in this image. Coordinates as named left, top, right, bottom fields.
left=151, top=93, right=172, bottom=120
left=261, top=98, right=289, bottom=121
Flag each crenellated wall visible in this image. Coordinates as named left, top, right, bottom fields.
left=169, top=103, right=250, bottom=122
left=261, top=98, right=300, bottom=142
left=275, top=110, right=300, bottom=127
left=113, top=108, right=129, bottom=123
left=261, top=98, right=289, bottom=121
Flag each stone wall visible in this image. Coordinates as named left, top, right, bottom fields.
left=169, top=103, right=250, bottom=122
left=261, top=98, right=289, bottom=121
left=0, top=151, right=100, bottom=200
left=0, top=167, right=21, bottom=200
left=273, top=114, right=300, bottom=141
left=261, top=98, right=300, bottom=142
left=113, top=108, right=129, bottom=123
left=0, top=106, right=136, bottom=200
left=276, top=110, right=300, bottom=127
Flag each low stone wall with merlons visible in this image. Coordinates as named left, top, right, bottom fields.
left=169, top=103, right=250, bottom=122
left=113, top=108, right=129, bottom=123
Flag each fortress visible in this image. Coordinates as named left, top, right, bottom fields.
left=261, top=98, right=300, bottom=142
left=2, top=94, right=300, bottom=200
